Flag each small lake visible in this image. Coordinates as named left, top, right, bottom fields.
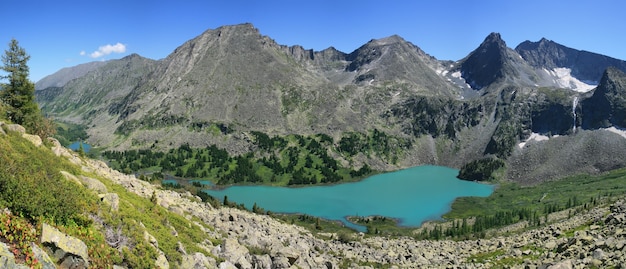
left=203, top=165, right=494, bottom=232
left=68, top=141, right=92, bottom=153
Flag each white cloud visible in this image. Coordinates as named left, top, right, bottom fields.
left=87, top=43, right=126, bottom=58
left=79, top=51, right=86, bottom=56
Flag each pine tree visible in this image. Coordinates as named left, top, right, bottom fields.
left=0, top=39, right=55, bottom=137
left=1, top=39, right=38, bottom=124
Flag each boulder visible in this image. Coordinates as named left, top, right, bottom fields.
left=99, top=193, right=120, bottom=211
left=221, top=238, right=249, bottom=261
left=155, top=253, right=169, bottom=269
left=21, top=133, right=42, bottom=147
left=30, top=243, right=57, bottom=269
left=59, top=171, right=82, bottom=185
left=218, top=261, right=237, bottom=269
left=545, top=240, right=557, bottom=250
left=40, top=223, right=89, bottom=268
left=251, top=254, right=272, bottom=269
left=547, top=259, right=573, bottom=269
left=79, top=175, right=108, bottom=193
left=144, top=231, right=159, bottom=249
left=0, top=122, right=5, bottom=135
left=180, top=252, right=216, bottom=268
left=5, top=124, right=25, bottom=134
left=0, top=242, right=30, bottom=269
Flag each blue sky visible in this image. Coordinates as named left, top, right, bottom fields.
left=2, top=0, right=625, bottom=82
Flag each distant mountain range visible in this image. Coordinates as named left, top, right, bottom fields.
left=35, top=23, right=626, bottom=184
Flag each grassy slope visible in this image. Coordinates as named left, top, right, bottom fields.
left=0, top=129, right=216, bottom=267
left=446, top=168, right=626, bottom=219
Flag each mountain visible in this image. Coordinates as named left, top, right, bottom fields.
left=581, top=67, right=626, bottom=129
left=34, top=61, right=107, bottom=90
left=35, top=23, right=626, bottom=183
left=516, top=38, right=626, bottom=86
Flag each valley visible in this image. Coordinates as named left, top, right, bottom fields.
left=1, top=21, right=626, bottom=268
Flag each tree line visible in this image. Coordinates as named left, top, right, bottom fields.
left=103, top=132, right=378, bottom=186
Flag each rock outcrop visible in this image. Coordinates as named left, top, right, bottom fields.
left=0, top=242, right=30, bottom=269
left=40, top=223, right=89, bottom=268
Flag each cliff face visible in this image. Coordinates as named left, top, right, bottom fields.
left=581, top=67, right=626, bottom=129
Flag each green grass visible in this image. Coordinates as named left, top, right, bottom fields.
left=0, top=126, right=220, bottom=267
left=445, top=169, right=626, bottom=220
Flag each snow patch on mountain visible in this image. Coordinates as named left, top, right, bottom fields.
left=604, top=126, right=626, bottom=139
left=543, top=67, right=596, bottom=92
left=518, top=133, right=551, bottom=149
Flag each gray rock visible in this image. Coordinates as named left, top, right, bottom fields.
left=79, top=175, right=108, bottom=193
left=218, top=261, right=237, bottom=269
left=21, top=133, right=42, bottom=147
left=177, top=241, right=187, bottom=255
left=30, top=243, right=56, bottom=269
left=271, top=256, right=291, bottom=268
left=180, top=252, right=216, bottom=269
left=251, top=254, right=272, bottom=269
left=156, top=252, right=169, bottom=269
left=40, top=223, right=89, bottom=268
left=0, top=242, right=30, bottom=269
left=545, top=240, right=557, bottom=250
left=547, top=259, right=573, bottom=269
left=593, top=248, right=606, bottom=260
left=5, top=124, right=25, bottom=134
left=99, top=193, right=120, bottom=211
left=59, top=171, right=82, bottom=185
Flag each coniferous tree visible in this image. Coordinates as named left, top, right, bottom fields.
left=0, top=39, right=54, bottom=137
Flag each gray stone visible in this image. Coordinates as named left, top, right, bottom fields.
left=21, top=133, right=42, bottom=147
left=547, top=259, right=573, bottom=269
left=99, top=193, right=120, bottom=211
left=40, top=223, right=89, bottom=267
left=218, top=261, right=237, bottom=269
left=251, top=254, right=272, bottom=269
left=5, top=124, right=25, bottom=134
left=144, top=231, right=159, bottom=249
left=271, top=256, right=291, bottom=269
left=180, top=252, right=216, bottom=269
left=79, top=175, right=108, bottom=193
left=156, top=252, right=169, bottom=269
left=60, top=171, right=82, bottom=185
left=30, top=243, right=56, bottom=269
left=545, top=240, right=557, bottom=250
left=593, top=248, right=606, bottom=260
left=0, top=242, right=30, bottom=269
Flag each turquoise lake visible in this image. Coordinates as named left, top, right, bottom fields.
left=203, top=165, right=494, bottom=232
left=68, top=142, right=92, bottom=153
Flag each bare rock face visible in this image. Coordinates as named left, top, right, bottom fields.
left=40, top=223, right=89, bottom=268
left=4, top=124, right=25, bottom=134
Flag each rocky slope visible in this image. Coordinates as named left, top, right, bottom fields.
left=34, top=61, right=107, bottom=91
left=4, top=117, right=626, bottom=268
left=41, top=129, right=626, bottom=268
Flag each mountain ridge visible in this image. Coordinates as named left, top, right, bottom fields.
left=35, top=23, right=626, bottom=183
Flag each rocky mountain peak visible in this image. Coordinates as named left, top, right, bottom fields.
left=581, top=67, right=626, bottom=129
left=596, top=67, right=626, bottom=96
left=458, top=32, right=510, bottom=90
left=516, top=38, right=626, bottom=84
left=483, top=32, right=507, bottom=47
